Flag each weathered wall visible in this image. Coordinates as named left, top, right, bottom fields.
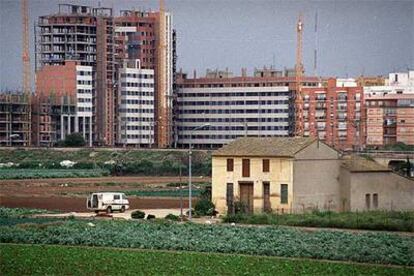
left=346, top=170, right=414, bottom=211
left=212, top=156, right=293, bottom=215
left=293, top=142, right=342, bottom=212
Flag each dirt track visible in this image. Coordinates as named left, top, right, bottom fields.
left=0, top=176, right=209, bottom=211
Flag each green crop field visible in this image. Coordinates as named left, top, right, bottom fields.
left=1, top=217, right=413, bottom=266
left=0, top=168, right=109, bottom=179
left=1, top=244, right=412, bottom=275
left=224, top=210, right=414, bottom=232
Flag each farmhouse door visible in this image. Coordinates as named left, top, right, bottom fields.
left=239, top=182, right=254, bottom=214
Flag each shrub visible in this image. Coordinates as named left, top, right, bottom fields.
left=147, top=214, right=156, bottom=220
left=234, top=201, right=249, bottom=214
left=131, top=210, right=145, bottom=219
left=165, top=214, right=180, bottom=221
left=62, top=133, right=86, bottom=147
left=194, top=199, right=216, bottom=216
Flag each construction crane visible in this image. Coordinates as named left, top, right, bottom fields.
left=21, top=0, right=31, bottom=96
left=294, top=13, right=304, bottom=137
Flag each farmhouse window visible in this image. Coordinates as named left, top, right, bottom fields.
left=263, top=182, right=271, bottom=212
left=280, top=184, right=288, bottom=204
left=226, top=159, right=234, bottom=172
left=242, top=159, right=250, bottom=177
left=365, top=194, right=371, bottom=210
left=373, top=193, right=378, bottom=209
left=263, top=159, right=270, bottom=172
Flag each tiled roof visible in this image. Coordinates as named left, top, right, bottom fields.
left=341, top=156, right=391, bottom=172
left=212, top=137, right=316, bottom=157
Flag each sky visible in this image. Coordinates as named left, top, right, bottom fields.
left=0, top=0, right=413, bottom=91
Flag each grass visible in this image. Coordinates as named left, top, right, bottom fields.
left=223, top=210, right=414, bottom=232
left=1, top=244, right=413, bottom=275
left=1, top=217, right=413, bottom=266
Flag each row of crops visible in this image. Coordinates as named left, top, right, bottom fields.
left=0, top=169, right=110, bottom=179
left=0, top=216, right=412, bottom=266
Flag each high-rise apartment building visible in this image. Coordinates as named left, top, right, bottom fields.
left=35, top=4, right=174, bottom=148
left=364, top=70, right=414, bottom=146
left=115, top=9, right=174, bottom=148
left=118, top=60, right=155, bottom=146
left=301, top=78, right=365, bottom=151
left=36, top=4, right=115, bottom=145
left=176, top=68, right=320, bottom=148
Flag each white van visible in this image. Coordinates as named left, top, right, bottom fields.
left=86, top=192, right=130, bottom=213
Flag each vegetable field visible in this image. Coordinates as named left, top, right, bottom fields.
left=1, top=244, right=412, bottom=275
left=224, top=211, right=414, bottom=232
left=1, top=218, right=413, bottom=266
left=0, top=168, right=110, bottom=179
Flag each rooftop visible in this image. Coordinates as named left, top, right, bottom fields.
left=212, top=137, right=316, bottom=157
left=341, top=157, right=391, bottom=173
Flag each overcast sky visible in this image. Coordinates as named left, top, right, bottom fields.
left=1, top=0, right=413, bottom=91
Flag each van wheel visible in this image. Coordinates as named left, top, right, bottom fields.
left=106, top=206, right=112, bottom=214
left=120, top=206, right=125, bottom=213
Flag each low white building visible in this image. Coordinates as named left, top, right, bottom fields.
left=118, top=59, right=155, bottom=146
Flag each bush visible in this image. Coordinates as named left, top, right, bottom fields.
left=62, top=133, right=86, bottom=147
left=165, top=214, right=180, bottom=221
left=131, top=210, right=145, bottom=219
left=194, top=199, right=216, bottom=216
left=234, top=201, right=249, bottom=214
left=147, top=214, right=156, bottom=220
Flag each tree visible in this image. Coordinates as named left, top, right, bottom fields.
left=63, top=133, right=86, bottom=147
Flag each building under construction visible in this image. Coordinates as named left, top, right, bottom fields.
left=0, top=94, right=31, bottom=146
left=36, top=4, right=115, bottom=145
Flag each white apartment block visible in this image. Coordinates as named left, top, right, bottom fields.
left=118, top=60, right=155, bottom=146
left=364, top=70, right=414, bottom=97
left=58, top=65, right=93, bottom=147
left=177, top=86, right=292, bottom=148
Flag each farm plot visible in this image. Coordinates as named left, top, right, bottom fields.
left=0, top=169, right=109, bottom=180
left=1, top=217, right=413, bottom=266
left=1, top=244, right=412, bottom=275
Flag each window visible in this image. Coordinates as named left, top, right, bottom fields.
left=365, top=194, right=371, bottom=210
left=263, top=159, right=270, bottom=172
left=242, top=159, right=250, bottom=177
left=114, top=194, right=120, bottom=200
left=226, top=183, right=234, bottom=214
left=263, top=182, right=270, bottom=212
left=280, top=184, right=288, bottom=204
left=373, top=193, right=378, bottom=209
left=226, top=159, right=234, bottom=172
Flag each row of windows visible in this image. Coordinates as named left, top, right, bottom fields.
left=77, top=89, right=92, bottom=94
left=178, top=117, right=290, bottom=123
left=121, top=125, right=155, bottom=131
left=178, top=126, right=288, bottom=131
left=179, top=109, right=289, bottom=114
left=119, top=108, right=154, bottom=113
left=178, top=91, right=291, bottom=97
left=121, top=100, right=154, bottom=105
left=121, top=82, right=154, bottom=88
left=120, top=73, right=154, bottom=79
left=77, top=80, right=92, bottom=85
left=78, top=107, right=92, bottom=112
left=78, top=98, right=92, bottom=103
left=178, top=82, right=317, bottom=89
left=179, top=100, right=289, bottom=106
left=121, top=117, right=154, bottom=122
left=178, top=134, right=287, bottom=140
left=77, top=71, right=92, bottom=76
left=122, top=134, right=153, bottom=139
left=121, top=91, right=153, bottom=96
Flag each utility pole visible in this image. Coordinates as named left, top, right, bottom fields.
left=294, top=13, right=304, bottom=137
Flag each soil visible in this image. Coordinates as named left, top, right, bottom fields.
left=0, top=176, right=208, bottom=211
